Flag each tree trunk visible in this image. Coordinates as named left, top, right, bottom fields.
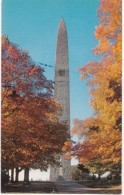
left=93, top=173, right=95, bottom=180
left=24, top=167, right=29, bottom=183
left=11, top=168, right=14, bottom=182
left=98, top=174, right=101, bottom=180
left=15, top=168, right=19, bottom=182
left=15, top=167, right=23, bottom=182
left=7, top=169, right=9, bottom=174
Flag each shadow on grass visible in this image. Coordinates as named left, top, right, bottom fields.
left=1, top=181, right=58, bottom=193
left=77, top=179, right=121, bottom=188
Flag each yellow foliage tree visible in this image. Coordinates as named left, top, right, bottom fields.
left=73, top=0, right=122, bottom=174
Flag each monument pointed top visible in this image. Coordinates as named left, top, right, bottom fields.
left=59, top=17, right=66, bottom=29
left=60, top=17, right=64, bottom=22
left=56, top=17, right=68, bottom=69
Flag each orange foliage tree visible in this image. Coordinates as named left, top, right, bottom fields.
left=2, top=36, right=68, bottom=181
left=72, top=0, right=122, bottom=175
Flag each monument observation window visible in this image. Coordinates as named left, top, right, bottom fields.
left=58, top=69, right=65, bottom=76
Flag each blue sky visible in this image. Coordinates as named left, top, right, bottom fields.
left=2, top=0, right=100, bottom=178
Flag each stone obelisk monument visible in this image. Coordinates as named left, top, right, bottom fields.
left=50, top=18, right=71, bottom=181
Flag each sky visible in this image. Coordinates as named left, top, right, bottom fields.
left=2, top=0, right=100, bottom=180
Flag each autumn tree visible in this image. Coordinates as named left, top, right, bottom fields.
left=71, top=165, right=81, bottom=180
left=2, top=36, right=68, bottom=182
left=2, top=96, right=68, bottom=181
left=72, top=0, right=122, bottom=177
left=2, top=35, right=54, bottom=111
left=77, top=164, right=89, bottom=174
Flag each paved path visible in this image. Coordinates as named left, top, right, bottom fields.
left=54, top=181, right=89, bottom=193
left=54, top=181, right=121, bottom=194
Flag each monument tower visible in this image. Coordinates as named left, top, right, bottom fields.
left=50, top=18, right=71, bottom=181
